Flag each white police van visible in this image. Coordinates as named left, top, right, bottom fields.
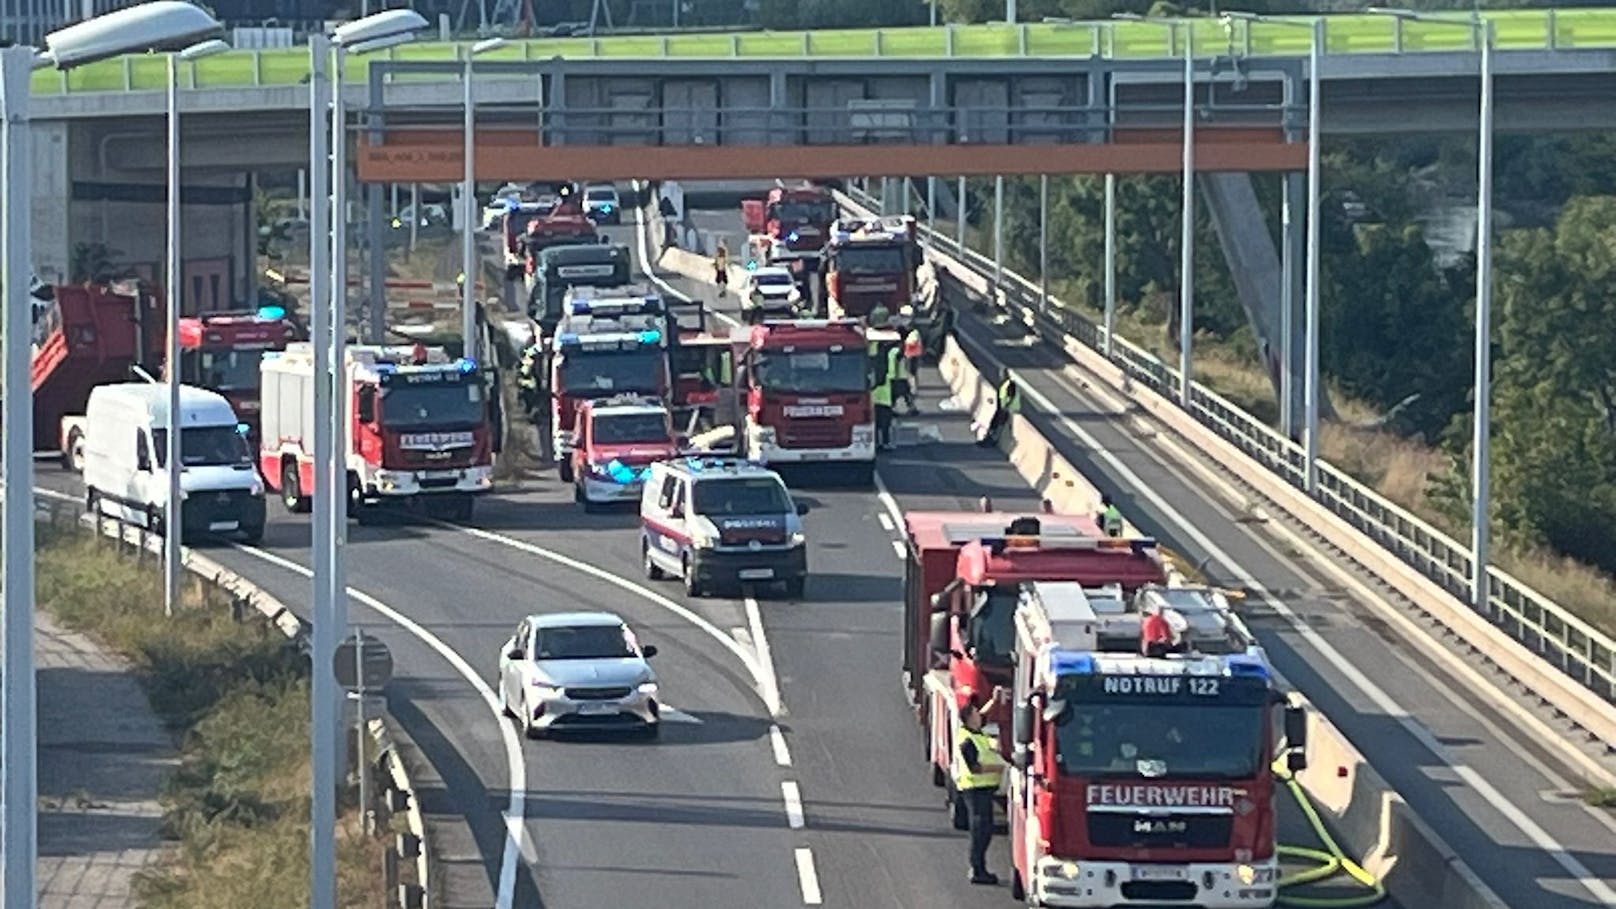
left=640, top=456, right=810, bottom=598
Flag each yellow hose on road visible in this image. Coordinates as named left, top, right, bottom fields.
left=1274, top=761, right=1387, bottom=908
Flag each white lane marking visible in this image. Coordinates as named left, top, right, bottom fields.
left=505, top=810, right=540, bottom=866
left=731, top=627, right=754, bottom=650
left=770, top=725, right=793, bottom=767
left=450, top=523, right=781, bottom=716
left=781, top=780, right=806, bottom=829
left=232, top=543, right=528, bottom=909
left=891, top=540, right=907, bottom=561
left=877, top=512, right=894, bottom=532
left=794, top=848, right=823, bottom=905
left=873, top=470, right=906, bottom=533
left=743, top=596, right=784, bottom=719
left=972, top=342, right=1616, bottom=904
left=634, top=208, right=740, bottom=327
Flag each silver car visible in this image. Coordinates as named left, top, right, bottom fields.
left=497, top=611, right=661, bottom=739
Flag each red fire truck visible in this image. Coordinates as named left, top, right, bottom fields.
left=742, top=182, right=838, bottom=266
left=504, top=197, right=599, bottom=282
left=176, top=308, right=300, bottom=441
left=549, top=290, right=671, bottom=483
left=259, top=343, right=493, bottom=521
left=738, top=319, right=877, bottom=481
left=823, top=216, right=921, bottom=321
left=1005, top=583, right=1305, bottom=907
left=31, top=281, right=161, bottom=456
left=900, top=513, right=1167, bottom=819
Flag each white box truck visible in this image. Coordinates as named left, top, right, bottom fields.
left=82, top=383, right=267, bottom=542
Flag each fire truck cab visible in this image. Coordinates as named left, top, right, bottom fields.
left=571, top=395, right=680, bottom=511
left=549, top=290, right=671, bottom=482
left=742, top=182, right=837, bottom=266
left=176, top=307, right=300, bottom=441
left=739, top=319, right=877, bottom=482
left=901, top=514, right=1168, bottom=828
left=823, top=216, right=921, bottom=322
left=1006, top=582, right=1306, bottom=907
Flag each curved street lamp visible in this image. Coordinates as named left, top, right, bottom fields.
left=2, top=7, right=222, bottom=906
left=462, top=37, right=506, bottom=363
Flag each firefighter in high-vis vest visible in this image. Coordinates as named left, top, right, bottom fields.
left=901, top=316, right=924, bottom=411
left=1099, top=494, right=1125, bottom=538
left=978, top=369, right=1020, bottom=447
left=955, top=696, right=1004, bottom=885
left=871, top=342, right=895, bottom=451
left=743, top=284, right=767, bottom=325
left=516, top=339, right=544, bottom=420
left=868, top=301, right=891, bottom=330
left=888, top=342, right=914, bottom=419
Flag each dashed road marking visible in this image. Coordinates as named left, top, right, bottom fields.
left=794, top=848, right=823, bottom=905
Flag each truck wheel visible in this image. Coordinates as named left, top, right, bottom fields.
left=61, top=429, right=83, bottom=472
left=558, top=460, right=574, bottom=484
left=642, top=539, right=667, bottom=580
left=282, top=462, right=311, bottom=514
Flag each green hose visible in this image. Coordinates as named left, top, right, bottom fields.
left=1273, top=761, right=1388, bottom=908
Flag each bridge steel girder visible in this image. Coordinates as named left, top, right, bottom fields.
left=354, top=56, right=1308, bottom=184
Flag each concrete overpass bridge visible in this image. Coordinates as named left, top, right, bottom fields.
left=27, top=9, right=1616, bottom=329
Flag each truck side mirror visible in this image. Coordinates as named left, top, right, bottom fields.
left=357, top=387, right=376, bottom=424
left=1012, top=700, right=1034, bottom=747
left=1284, top=704, right=1308, bottom=752
left=1042, top=698, right=1067, bottom=723
left=928, top=612, right=949, bottom=655
left=1287, top=750, right=1308, bottom=773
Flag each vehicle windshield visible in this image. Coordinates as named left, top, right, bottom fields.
left=1054, top=703, right=1265, bottom=780
left=557, top=349, right=664, bottom=398
left=594, top=412, right=670, bottom=445
left=753, top=349, right=867, bottom=394
left=152, top=426, right=253, bottom=468
left=692, top=477, right=791, bottom=515
left=834, top=244, right=908, bottom=274
left=965, top=586, right=1018, bottom=668
left=532, top=624, right=638, bottom=660
left=755, top=272, right=795, bottom=287
left=585, top=187, right=617, bottom=202
left=380, top=382, right=485, bottom=429
left=774, top=202, right=835, bottom=224
left=185, top=348, right=263, bottom=392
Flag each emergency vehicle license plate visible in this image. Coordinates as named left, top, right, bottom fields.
left=208, top=521, right=240, bottom=532
left=577, top=703, right=617, bottom=715
left=1132, top=867, right=1189, bottom=881
left=738, top=568, right=775, bottom=580
left=422, top=470, right=460, bottom=480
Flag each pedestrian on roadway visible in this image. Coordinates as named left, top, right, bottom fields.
left=977, top=370, right=1019, bottom=447
left=714, top=241, right=730, bottom=298
left=955, top=697, right=1004, bottom=886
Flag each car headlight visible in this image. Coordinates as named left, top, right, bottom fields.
left=529, top=682, right=563, bottom=699
left=690, top=529, right=719, bottom=550
left=851, top=425, right=874, bottom=444
left=636, top=681, right=658, bottom=694
left=789, top=530, right=806, bottom=547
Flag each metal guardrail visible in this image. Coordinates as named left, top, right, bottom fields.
left=29, top=8, right=1616, bottom=95
left=27, top=487, right=435, bottom=908
left=840, top=184, right=1616, bottom=709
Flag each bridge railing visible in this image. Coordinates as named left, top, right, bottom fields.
left=29, top=8, right=1616, bottom=95
left=839, top=182, right=1616, bottom=712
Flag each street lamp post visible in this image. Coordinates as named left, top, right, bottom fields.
left=163, top=38, right=230, bottom=622
left=1370, top=8, right=1494, bottom=606
left=462, top=37, right=505, bottom=363
left=1103, top=172, right=1116, bottom=358
left=1177, top=20, right=1195, bottom=408
left=6, top=6, right=223, bottom=903
left=1223, top=12, right=1325, bottom=491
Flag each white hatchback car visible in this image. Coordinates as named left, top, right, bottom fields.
left=498, top=611, right=661, bottom=739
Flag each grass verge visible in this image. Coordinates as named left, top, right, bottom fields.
left=34, top=527, right=385, bottom=908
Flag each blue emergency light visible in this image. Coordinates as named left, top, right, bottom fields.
left=1224, top=654, right=1271, bottom=680
left=257, top=304, right=287, bottom=320
left=788, top=230, right=799, bottom=243
left=458, top=358, right=477, bottom=373
left=1050, top=651, right=1097, bottom=676
left=638, top=330, right=661, bottom=344
left=557, top=332, right=581, bottom=345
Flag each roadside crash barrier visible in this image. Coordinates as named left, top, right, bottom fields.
left=30, top=489, right=436, bottom=909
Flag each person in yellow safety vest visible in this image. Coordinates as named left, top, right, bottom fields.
left=888, top=343, right=916, bottom=417
left=516, top=341, right=544, bottom=418
left=744, top=285, right=767, bottom=325
left=713, top=242, right=730, bottom=298
left=871, top=348, right=895, bottom=451
left=954, top=697, right=1005, bottom=885
left=868, top=301, right=891, bottom=329
left=1098, top=494, right=1124, bottom=538
left=978, top=370, right=1020, bottom=448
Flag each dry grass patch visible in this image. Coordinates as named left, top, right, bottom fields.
left=36, top=530, right=385, bottom=908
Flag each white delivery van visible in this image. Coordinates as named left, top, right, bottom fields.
left=82, top=383, right=267, bottom=542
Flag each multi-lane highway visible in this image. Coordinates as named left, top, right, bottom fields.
left=36, top=200, right=1616, bottom=908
